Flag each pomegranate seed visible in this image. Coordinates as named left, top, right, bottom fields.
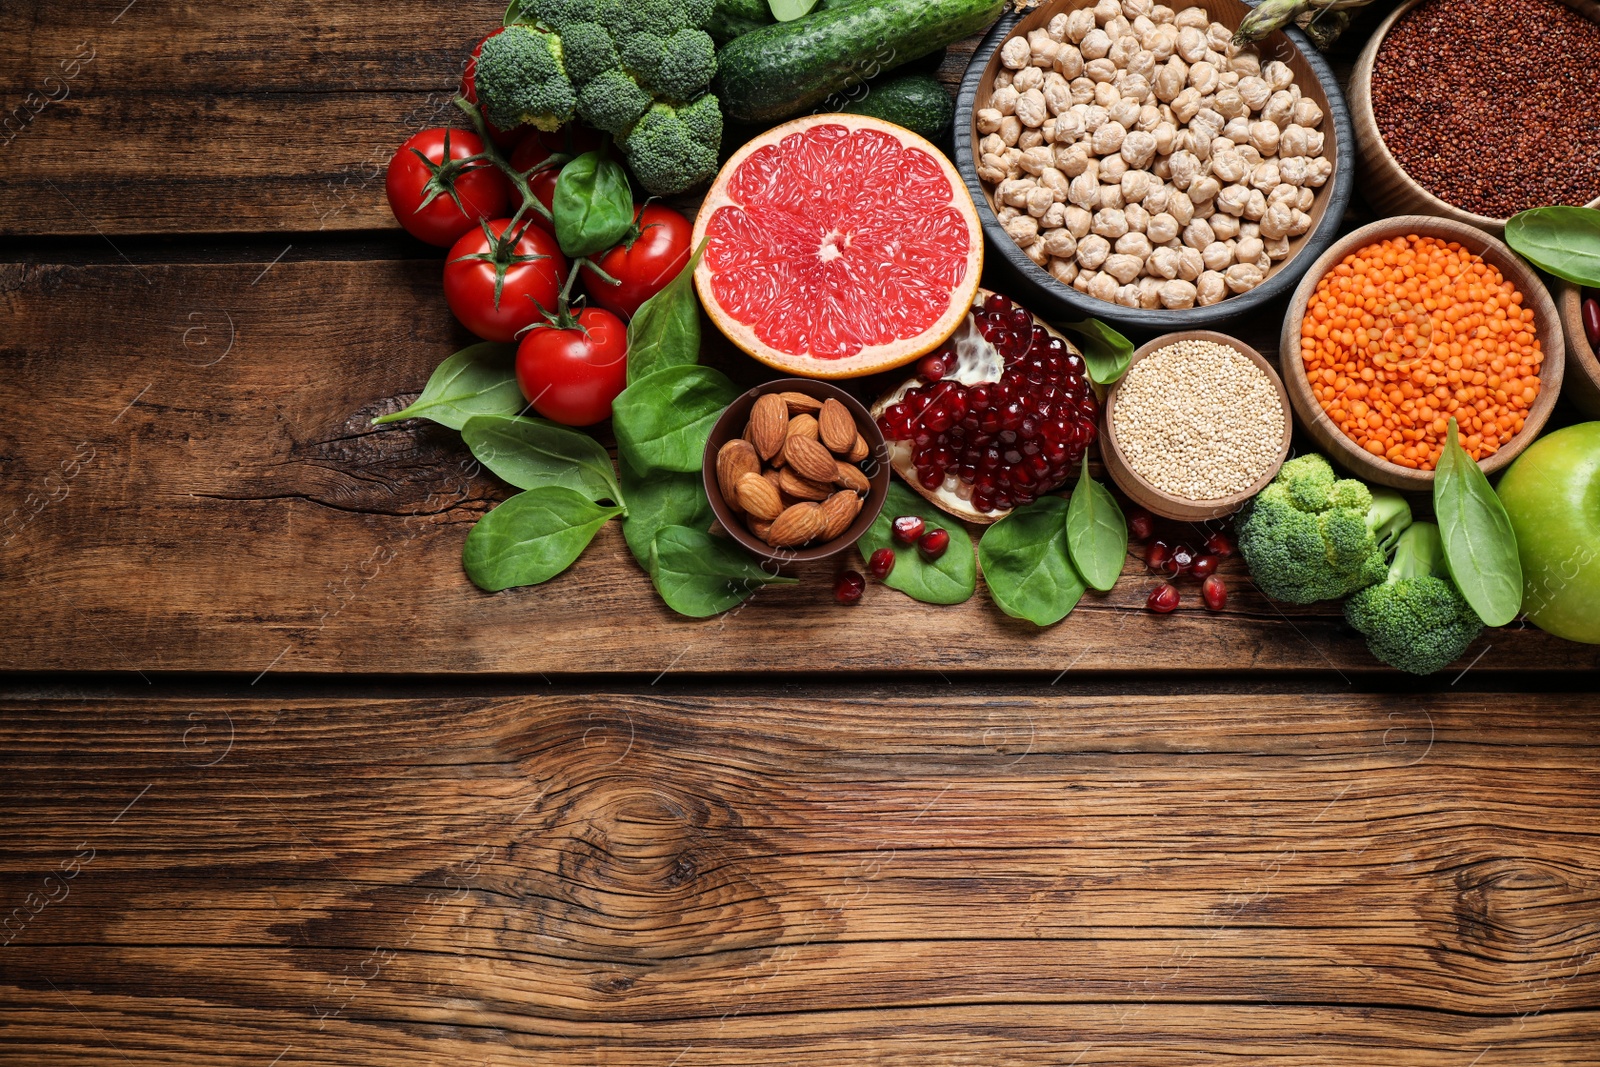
left=834, top=570, right=866, bottom=605
left=1190, top=554, right=1220, bottom=579
left=867, top=547, right=896, bottom=581
left=891, top=515, right=925, bottom=544
left=1147, top=583, right=1180, bottom=613
left=918, top=528, right=950, bottom=561
left=1204, top=531, right=1237, bottom=557
left=1127, top=508, right=1155, bottom=541
left=1145, top=538, right=1171, bottom=573
left=917, top=352, right=948, bottom=381
left=1202, top=575, right=1227, bottom=612
left=1166, top=544, right=1196, bottom=576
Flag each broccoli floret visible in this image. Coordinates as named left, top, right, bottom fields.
left=475, top=24, right=575, bottom=131
left=577, top=69, right=654, bottom=135
left=559, top=22, right=619, bottom=84
left=622, top=96, right=723, bottom=195
left=524, top=0, right=591, bottom=31
left=1345, top=522, right=1483, bottom=675
left=617, top=30, right=667, bottom=84
left=1237, top=453, right=1413, bottom=604
left=648, top=29, right=718, bottom=102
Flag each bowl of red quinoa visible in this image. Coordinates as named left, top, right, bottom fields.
left=1351, top=0, right=1600, bottom=235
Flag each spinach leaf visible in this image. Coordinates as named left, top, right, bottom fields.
left=611, top=365, right=739, bottom=475
left=621, top=464, right=713, bottom=571
left=770, top=0, right=821, bottom=19
left=651, top=525, right=797, bottom=617
left=553, top=151, right=635, bottom=259
left=460, top=414, right=622, bottom=505
left=1504, top=206, right=1600, bottom=287
left=1055, top=317, right=1133, bottom=386
left=856, top=481, right=977, bottom=605
left=1065, top=457, right=1127, bottom=591
left=462, top=487, right=622, bottom=592
left=373, top=343, right=522, bottom=429
left=978, top=496, right=1086, bottom=625
left=1434, top=418, right=1523, bottom=627
left=628, top=238, right=709, bottom=385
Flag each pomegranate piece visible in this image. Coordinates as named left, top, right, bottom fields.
left=835, top=570, right=866, bottom=605
left=1166, top=543, right=1196, bottom=576
left=1201, top=575, right=1227, bottom=612
left=1147, top=583, right=1180, bottom=613
left=1145, top=538, right=1171, bottom=573
left=917, top=349, right=950, bottom=382
left=867, top=547, right=896, bottom=581
left=1127, top=507, right=1155, bottom=541
left=918, top=528, right=950, bottom=561
left=1204, top=531, right=1237, bottom=557
left=1190, top=554, right=1220, bottom=579
left=891, top=515, right=926, bottom=544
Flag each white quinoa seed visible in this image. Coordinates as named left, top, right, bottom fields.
left=1111, top=339, right=1285, bottom=500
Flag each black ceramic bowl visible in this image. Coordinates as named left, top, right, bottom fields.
left=954, top=0, right=1355, bottom=332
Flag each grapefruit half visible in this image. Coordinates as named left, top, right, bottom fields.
left=693, top=114, right=984, bottom=380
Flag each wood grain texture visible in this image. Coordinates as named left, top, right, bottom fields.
left=4, top=258, right=1597, bottom=675
left=3, top=687, right=1600, bottom=1063
left=1558, top=279, right=1600, bottom=419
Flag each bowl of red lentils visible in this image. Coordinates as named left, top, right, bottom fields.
left=1281, top=215, right=1566, bottom=491
left=1350, top=0, right=1600, bottom=235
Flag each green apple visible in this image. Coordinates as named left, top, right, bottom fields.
left=1496, top=422, right=1600, bottom=644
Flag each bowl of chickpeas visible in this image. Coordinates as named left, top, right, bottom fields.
left=954, top=0, right=1353, bottom=330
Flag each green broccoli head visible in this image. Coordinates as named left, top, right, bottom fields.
left=475, top=24, right=575, bottom=131
left=559, top=22, right=619, bottom=85
left=576, top=69, right=654, bottom=136
left=1345, top=522, right=1483, bottom=674
left=648, top=29, right=717, bottom=102
left=617, top=30, right=667, bottom=84
left=523, top=0, right=591, bottom=31
left=621, top=95, right=723, bottom=196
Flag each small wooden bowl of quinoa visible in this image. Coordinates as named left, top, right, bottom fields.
left=1101, top=330, right=1291, bottom=519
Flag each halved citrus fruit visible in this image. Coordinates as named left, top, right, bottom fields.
left=693, top=114, right=984, bottom=380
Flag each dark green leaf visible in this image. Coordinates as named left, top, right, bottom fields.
left=1435, top=418, right=1523, bottom=627
left=1505, top=206, right=1600, bottom=287
left=1055, top=317, right=1133, bottom=386
left=855, top=481, right=977, bottom=605
left=372, top=343, right=521, bottom=429
left=769, top=0, right=821, bottom=19
left=462, top=488, right=622, bottom=592
left=621, top=464, right=713, bottom=571
left=553, top=151, right=635, bottom=259
left=1066, top=457, right=1127, bottom=591
left=460, top=414, right=622, bottom=504
left=651, top=525, right=797, bottom=617
left=611, top=365, right=739, bottom=475
left=978, top=496, right=1086, bottom=626
left=628, top=238, right=709, bottom=385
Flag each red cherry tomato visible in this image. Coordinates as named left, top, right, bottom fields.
left=508, top=129, right=605, bottom=237
left=461, top=30, right=525, bottom=148
left=385, top=128, right=511, bottom=248
left=515, top=307, right=629, bottom=426
left=580, top=204, right=694, bottom=319
left=443, top=219, right=567, bottom=344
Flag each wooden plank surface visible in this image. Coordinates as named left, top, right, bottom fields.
left=5, top=256, right=1597, bottom=676
left=3, top=686, right=1599, bottom=1063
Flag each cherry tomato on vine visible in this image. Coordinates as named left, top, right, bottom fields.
left=580, top=204, right=693, bottom=319
left=461, top=30, right=526, bottom=148
left=443, top=219, right=567, bottom=344
left=515, top=307, right=629, bottom=426
left=385, top=128, right=511, bottom=248
left=508, top=128, right=604, bottom=237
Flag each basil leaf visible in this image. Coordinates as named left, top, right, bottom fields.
left=553, top=151, right=635, bottom=259
left=1505, top=206, right=1600, bottom=287
left=856, top=481, right=977, bottom=605
left=651, top=525, right=797, bottom=617
left=1055, top=317, right=1133, bottom=386
left=460, top=414, right=622, bottom=505
left=1434, top=418, right=1522, bottom=627
left=769, top=0, right=821, bottom=19
left=462, top=487, right=622, bottom=592
left=621, top=465, right=713, bottom=571
left=373, top=343, right=522, bottom=429
left=978, top=496, right=1086, bottom=626
left=611, top=365, right=739, bottom=475
left=1066, top=457, right=1127, bottom=591
left=628, top=238, right=709, bottom=385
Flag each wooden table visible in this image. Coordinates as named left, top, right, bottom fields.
left=4, top=3, right=1599, bottom=1063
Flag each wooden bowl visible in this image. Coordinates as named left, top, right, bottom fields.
left=953, top=0, right=1355, bottom=332
left=702, top=378, right=890, bottom=564
left=1557, top=279, right=1600, bottom=418
left=1101, top=330, right=1291, bottom=520
left=1349, top=0, right=1600, bottom=237
left=1279, top=215, right=1566, bottom=491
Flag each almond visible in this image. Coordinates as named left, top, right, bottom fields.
left=779, top=468, right=833, bottom=501
left=846, top=433, right=870, bottom=463
left=783, top=434, right=839, bottom=484
left=833, top=461, right=871, bottom=493
left=737, top=472, right=783, bottom=521
left=786, top=412, right=819, bottom=441
left=818, top=398, right=857, bottom=455
left=767, top=501, right=824, bottom=547
left=780, top=391, right=823, bottom=416
left=763, top=468, right=784, bottom=494
left=748, top=393, right=788, bottom=461
left=749, top=517, right=774, bottom=542
left=818, top=490, right=863, bottom=540
left=716, top=439, right=761, bottom=509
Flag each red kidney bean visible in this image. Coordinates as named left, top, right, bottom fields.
left=1583, top=294, right=1600, bottom=349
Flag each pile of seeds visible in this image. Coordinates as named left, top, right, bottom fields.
left=1111, top=338, right=1285, bottom=499
left=1370, top=0, right=1600, bottom=219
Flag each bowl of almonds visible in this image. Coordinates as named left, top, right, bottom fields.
left=703, top=379, right=891, bottom=562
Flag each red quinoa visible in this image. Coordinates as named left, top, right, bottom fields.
left=1370, top=0, right=1600, bottom=219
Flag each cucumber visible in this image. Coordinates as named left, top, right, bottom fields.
left=838, top=73, right=955, bottom=141
left=709, top=0, right=877, bottom=45
left=714, top=0, right=1006, bottom=125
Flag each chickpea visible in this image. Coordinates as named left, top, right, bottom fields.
left=1039, top=166, right=1072, bottom=201
left=1048, top=12, right=1072, bottom=41
left=1262, top=60, right=1293, bottom=92
left=1069, top=171, right=1103, bottom=209
left=1168, top=189, right=1195, bottom=225
left=1056, top=44, right=1086, bottom=79
left=1005, top=214, right=1041, bottom=246
left=1027, top=27, right=1060, bottom=68
left=1159, top=278, right=1197, bottom=308
left=1018, top=128, right=1045, bottom=151
left=1049, top=257, right=1080, bottom=286
left=1196, top=269, right=1227, bottom=305
left=1100, top=182, right=1126, bottom=210
left=1224, top=262, right=1264, bottom=293
left=1146, top=210, right=1180, bottom=244
left=1209, top=211, right=1239, bottom=240
left=1177, top=245, right=1204, bottom=281
left=1044, top=228, right=1079, bottom=259
left=1077, top=233, right=1112, bottom=269
left=1000, top=116, right=1023, bottom=147
left=1291, top=97, right=1323, bottom=129
left=1064, top=205, right=1094, bottom=239
left=1116, top=231, right=1153, bottom=260
left=1091, top=120, right=1128, bottom=155
left=1124, top=199, right=1150, bottom=233
left=1067, top=8, right=1096, bottom=42
left=1148, top=245, right=1181, bottom=278
left=1042, top=200, right=1070, bottom=230
left=1248, top=120, right=1280, bottom=157
left=1104, top=252, right=1144, bottom=284
left=1182, top=217, right=1216, bottom=250
left=1001, top=36, right=1031, bottom=70
left=1243, top=188, right=1267, bottom=221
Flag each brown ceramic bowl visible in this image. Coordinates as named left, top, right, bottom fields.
left=1557, top=279, right=1600, bottom=418
left=1349, top=0, right=1600, bottom=236
left=1101, top=330, right=1292, bottom=521
left=1280, top=215, right=1566, bottom=491
left=702, top=379, right=890, bottom=564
